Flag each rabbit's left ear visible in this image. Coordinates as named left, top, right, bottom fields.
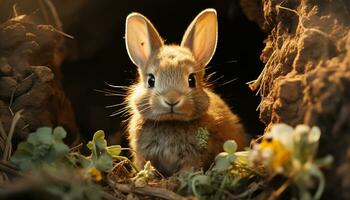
left=181, top=9, right=218, bottom=67
left=125, top=13, right=163, bottom=69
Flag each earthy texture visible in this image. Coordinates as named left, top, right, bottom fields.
left=0, top=14, right=79, bottom=146
left=242, top=0, right=350, bottom=198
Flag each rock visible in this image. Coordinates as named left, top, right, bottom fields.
left=0, top=23, right=26, bottom=49
left=0, top=58, right=13, bottom=75
left=0, top=77, right=17, bottom=100
left=0, top=15, right=79, bottom=147
left=31, top=66, right=54, bottom=83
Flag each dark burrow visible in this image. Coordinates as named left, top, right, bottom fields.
left=55, top=0, right=266, bottom=146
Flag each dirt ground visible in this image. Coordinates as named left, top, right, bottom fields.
left=241, top=0, right=350, bottom=198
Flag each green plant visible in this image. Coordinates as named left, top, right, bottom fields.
left=11, top=127, right=69, bottom=170
left=177, top=140, right=262, bottom=200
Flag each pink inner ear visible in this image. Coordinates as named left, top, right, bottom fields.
left=181, top=10, right=218, bottom=66
left=126, top=17, right=152, bottom=67
left=126, top=14, right=163, bottom=68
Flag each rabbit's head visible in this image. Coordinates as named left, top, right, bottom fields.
left=125, top=9, right=217, bottom=121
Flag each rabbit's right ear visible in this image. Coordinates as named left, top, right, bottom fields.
left=181, top=9, right=218, bottom=67
left=125, top=13, right=163, bottom=69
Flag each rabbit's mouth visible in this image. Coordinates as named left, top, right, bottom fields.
left=154, top=111, right=191, bottom=121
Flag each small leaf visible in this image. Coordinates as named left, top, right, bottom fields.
left=28, top=127, right=52, bottom=145
left=87, top=141, right=94, bottom=150
left=52, top=142, right=70, bottom=155
left=92, top=130, right=107, bottom=151
left=10, top=142, right=35, bottom=170
left=315, top=155, right=333, bottom=166
left=93, top=130, right=105, bottom=141
left=106, top=145, right=122, bottom=156
left=212, top=152, right=236, bottom=172
left=53, top=126, right=67, bottom=140
left=223, top=140, right=237, bottom=154
left=192, top=175, right=211, bottom=185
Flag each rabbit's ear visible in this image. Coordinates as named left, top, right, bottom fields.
left=125, top=13, right=163, bottom=69
left=181, top=9, right=218, bottom=67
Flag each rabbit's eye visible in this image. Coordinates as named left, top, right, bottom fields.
left=188, top=73, right=196, bottom=88
left=147, top=74, right=155, bottom=88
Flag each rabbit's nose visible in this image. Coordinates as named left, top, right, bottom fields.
left=165, top=100, right=180, bottom=107
left=161, top=90, right=182, bottom=108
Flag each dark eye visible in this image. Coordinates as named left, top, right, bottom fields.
left=188, top=73, right=196, bottom=88
left=147, top=74, right=155, bottom=88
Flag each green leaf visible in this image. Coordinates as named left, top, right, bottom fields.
left=53, top=126, right=67, bottom=140
left=106, top=145, right=122, bottom=156
left=192, top=174, right=211, bottom=185
left=77, top=155, right=93, bottom=168
left=88, top=130, right=107, bottom=151
left=10, top=142, right=35, bottom=170
left=66, top=154, right=93, bottom=169
left=94, top=152, right=113, bottom=172
left=28, top=127, right=52, bottom=145
left=93, top=130, right=105, bottom=140
left=87, top=141, right=94, bottom=150
left=11, top=126, right=69, bottom=171
left=223, top=140, right=237, bottom=154
left=53, top=142, right=69, bottom=154
left=212, top=152, right=236, bottom=172
left=92, top=130, right=107, bottom=150
left=315, top=155, right=333, bottom=166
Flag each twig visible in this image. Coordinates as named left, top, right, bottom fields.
left=2, top=110, right=23, bottom=161
left=109, top=180, right=185, bottom=200
left=0, top=119, right=6, bottom=141
left=8, top=86, right=17, bottom=116
left=230, top=181, right=264, bottom=199
left=0, top=161, right=21, bottom=177
left=69, top=143, right=83, bottom=152
left=38, top=0, right=50, bottom=25
left=42, top=0, right=62, bottom=30
left=12, top=4, right=18, bottom=17
left=38, top=0, right=74, bottom=39
left=267, top=179, right=291, bottom=200
left=101, top=191, right=119, bottom=200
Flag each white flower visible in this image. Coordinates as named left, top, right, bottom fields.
left=309, top=126, right=321, bottom=143
left=266, top=123, right=294, bottom=150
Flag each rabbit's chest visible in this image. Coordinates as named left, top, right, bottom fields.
left=137, top=123, right=205, bottom=175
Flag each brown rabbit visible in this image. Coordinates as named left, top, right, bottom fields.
left=124, top=9, right=246, bottom=176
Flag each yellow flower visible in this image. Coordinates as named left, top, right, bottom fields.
left=89, top=167, right=102, bottom=181
left=259, top=139, right=291, bottom=170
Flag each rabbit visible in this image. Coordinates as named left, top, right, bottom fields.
left=124, top=8, right=246, bottom=176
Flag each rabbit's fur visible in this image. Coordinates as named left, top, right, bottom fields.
left=125, top=9, right=246, bottom=176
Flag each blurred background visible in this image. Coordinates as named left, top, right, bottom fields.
left=0, top=0, right=265, bottom=146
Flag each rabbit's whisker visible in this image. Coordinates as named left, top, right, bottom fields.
left=94, top=89, right=127, bottom=97
left=104, top=81, right=129, bottom=89
left=138, top=106, right=152, bottom=113
left=105, top=93, right=127, bottom=97
left=219, top=77, right=239, bottom=86
left=208, top=75, right=224, bottom=85
left=106, top=102, right=127, bottom=108
left=109, top=108, right=132, bottom=117
left=103, top=89, right=125, bottom=94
